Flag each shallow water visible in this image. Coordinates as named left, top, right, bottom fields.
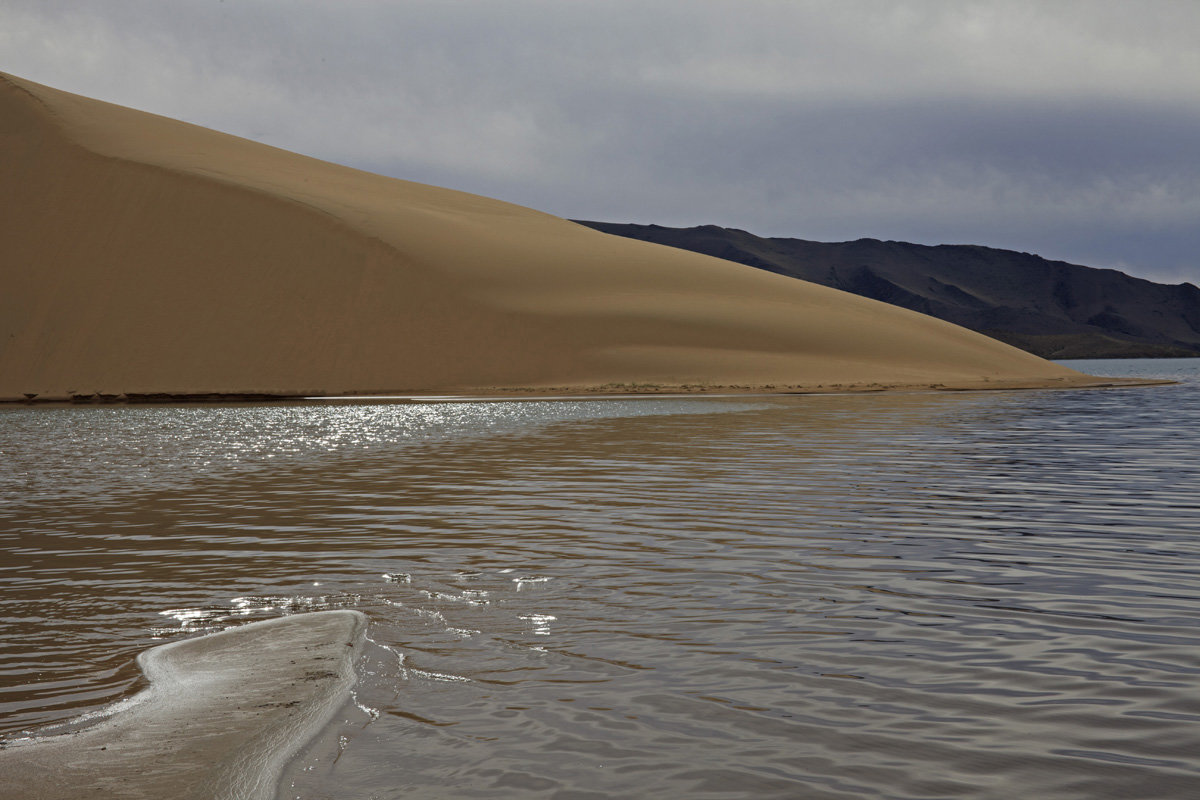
left=2, top=359, right=1199, bottom=799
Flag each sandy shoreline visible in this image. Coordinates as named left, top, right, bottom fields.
left=0, top=375, right=1173, bottom=406
left=0, top=611, right=367, bottom=800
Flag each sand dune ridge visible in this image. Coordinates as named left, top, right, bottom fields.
left=0, top=71, right=1096, bottom=400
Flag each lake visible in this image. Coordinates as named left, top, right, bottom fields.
left=2, top=358, right=1199, bottom=798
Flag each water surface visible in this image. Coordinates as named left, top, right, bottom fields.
left=2, top=360, right=1199, bottom=799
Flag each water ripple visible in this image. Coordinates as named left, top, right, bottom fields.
left=3, top=361, right=1200, bottom=798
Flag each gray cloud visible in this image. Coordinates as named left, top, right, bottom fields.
left=3, top=0, right=1198, bottom=283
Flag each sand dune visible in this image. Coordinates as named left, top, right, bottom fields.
left=1, top=72, right=1099, bottom=400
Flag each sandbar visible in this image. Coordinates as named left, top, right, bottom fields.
left=0, top=610, right=367, bottom=800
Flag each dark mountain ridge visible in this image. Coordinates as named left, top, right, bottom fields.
left=576, top=221, right=1200, bottom=359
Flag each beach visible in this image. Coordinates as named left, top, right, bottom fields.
left=2, top=70, right=1189, bottom=798
left=4, top=1, right=1198, bottom=794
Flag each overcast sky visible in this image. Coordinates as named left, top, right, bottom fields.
left=4, top=0, right=1199, bottom=284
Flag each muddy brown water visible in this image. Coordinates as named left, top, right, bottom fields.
left=3, top=359, right=1199, bottom=799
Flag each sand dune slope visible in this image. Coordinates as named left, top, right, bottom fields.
left=1, top=72, right=1091, bottom=400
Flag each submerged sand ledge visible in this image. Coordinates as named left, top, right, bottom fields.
left=0, top=611, right=367, bottom=800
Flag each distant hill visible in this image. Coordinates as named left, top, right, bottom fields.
left=577, top=222, right=1200, bottom=360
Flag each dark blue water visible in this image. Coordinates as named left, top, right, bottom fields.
left=2, top=359, right=1198, bottom=799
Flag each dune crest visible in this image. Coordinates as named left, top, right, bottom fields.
left=1, top=72, right=1095, bottom=400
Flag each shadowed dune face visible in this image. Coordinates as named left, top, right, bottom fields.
left=0, top=72, right=1085, bottom=399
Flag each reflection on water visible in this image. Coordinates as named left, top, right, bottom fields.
left=2, top=360, right=1200, bottom=798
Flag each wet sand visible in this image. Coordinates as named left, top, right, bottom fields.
left=1, top=71, right=1099, bottom=401
left=0, top=611, right=366, bottom=800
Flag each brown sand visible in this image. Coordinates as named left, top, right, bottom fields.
left=0, top=72, right=1109, bottom=401
left=0, top=610, right=366, bottom=800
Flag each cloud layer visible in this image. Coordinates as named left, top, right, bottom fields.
left=4, top=0, right=1198, bottom=282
